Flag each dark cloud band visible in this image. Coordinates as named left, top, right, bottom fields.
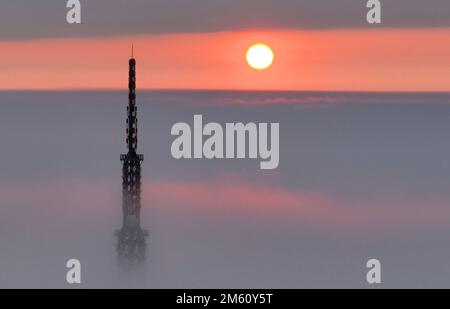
left=1, top=0, right=450, bottom=41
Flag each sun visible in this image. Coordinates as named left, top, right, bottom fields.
left=246, top=44, right=274, bottom=71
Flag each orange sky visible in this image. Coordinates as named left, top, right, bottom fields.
left=1, top=29, right=450, bottom=92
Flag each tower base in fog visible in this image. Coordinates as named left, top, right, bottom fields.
left=115, top=228, right=149, bottom=264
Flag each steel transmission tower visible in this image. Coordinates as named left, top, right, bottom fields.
left=115, top=52, right=148, bottom=264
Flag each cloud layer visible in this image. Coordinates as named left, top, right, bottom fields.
left=1, top=0, right=450, bottom=40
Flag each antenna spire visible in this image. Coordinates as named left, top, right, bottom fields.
left=131, top=45, right=134, bottom=58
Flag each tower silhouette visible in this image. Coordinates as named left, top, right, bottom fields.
left=115, top=53, right=148, bottom=264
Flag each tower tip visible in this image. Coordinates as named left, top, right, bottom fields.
left=131, top=45, right=134, bottom=59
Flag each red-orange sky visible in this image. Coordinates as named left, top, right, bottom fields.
left=1, top=29, right=450, bottom=92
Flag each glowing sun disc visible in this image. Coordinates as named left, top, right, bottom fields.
left=246, top=44, right=274, bottom=71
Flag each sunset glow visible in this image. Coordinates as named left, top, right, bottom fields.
left=0, top=29, right=450, bottom=92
